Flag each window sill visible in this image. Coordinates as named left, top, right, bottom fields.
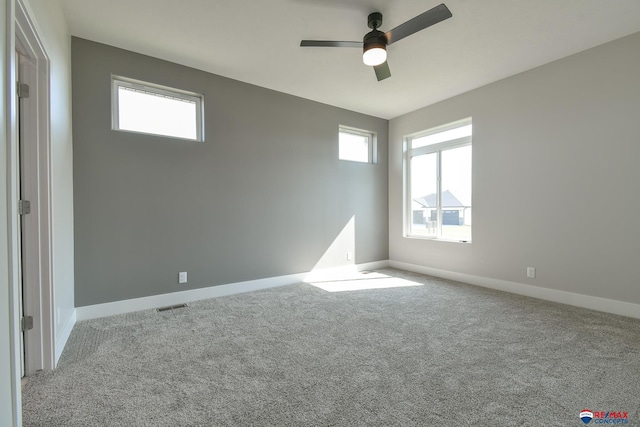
left=405, top=235, right=472, bottom=244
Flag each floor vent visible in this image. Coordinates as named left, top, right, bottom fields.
left=157, top=303, right=188, bottom=312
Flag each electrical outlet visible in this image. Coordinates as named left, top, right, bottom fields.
left=347, top=252, right=353, bottom=261
left=178, top=271, right=188, bottom=284
left=527, top=267, right=536, bottom=278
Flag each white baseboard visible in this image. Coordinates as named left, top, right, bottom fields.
left=76, top=272, right=306, bottom=321
left=356, top=259, right=390, bottom=271
left=389, top=260, right=640, bottom=320
left=76, top=261, right=391, bottom=322
left=357, top=260, right=391, bottom=271
left=304, top=260, right=391, bottom=282
left=72, top=258, right=639, bottom=325
left=55, top=309, right=76, bottom=365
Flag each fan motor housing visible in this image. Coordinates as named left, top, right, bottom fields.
left=363, top=29, right=387, bottom=51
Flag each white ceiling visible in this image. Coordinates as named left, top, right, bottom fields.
left=60, top=0, right=640, bottom=119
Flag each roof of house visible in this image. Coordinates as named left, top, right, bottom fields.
left=413, top=190, right=467, bottom=208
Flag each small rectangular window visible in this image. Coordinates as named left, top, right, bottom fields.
left=112, top=76, right=204, bottom=141
left=406, top=119, right=472, bottom=242
left=339, top=126, right=376, bottom=163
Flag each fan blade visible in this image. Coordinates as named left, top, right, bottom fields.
left=385, top=3, right=452, bottom=45
left=300, top=40, right=363, bottom=48
left=374, top=61, right=391, bottom=81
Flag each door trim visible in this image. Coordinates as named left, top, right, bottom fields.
left=14, top=0, right=55, bottom=374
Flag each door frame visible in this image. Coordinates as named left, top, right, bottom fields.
left=13, top=0, right=55, bottom=375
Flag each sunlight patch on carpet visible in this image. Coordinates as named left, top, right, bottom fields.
left=307, top=271, right=423, bottom=292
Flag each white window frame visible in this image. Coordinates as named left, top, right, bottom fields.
left=339, top=125, right=377, bottom=164
left=405, top=118, right=472, bottom=241
left=111, top=75, right=204, bottom=141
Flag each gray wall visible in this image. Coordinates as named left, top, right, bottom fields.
left=389, top=32, right=640, bottom=305
left=72, top=37, right=388, bottom=307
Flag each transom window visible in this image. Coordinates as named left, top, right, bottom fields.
left=112, top=76, right=204, bottom=141
left=405, top=119, right=472, bottom=242
left=339, top=126, right=376, bottom=164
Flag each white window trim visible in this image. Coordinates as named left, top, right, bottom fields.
left=405, top=118, right=472, bottom=242
left=339, top=125, right=377, bottom=164
left=111, top=75, right=204, bottom=142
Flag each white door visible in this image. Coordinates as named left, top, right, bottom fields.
left=16, top=47, right=43, bottom=376
left=14, top=0, right=56, bottom=376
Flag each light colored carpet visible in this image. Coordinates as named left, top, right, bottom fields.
left=22, top=268, right=640, bottom=426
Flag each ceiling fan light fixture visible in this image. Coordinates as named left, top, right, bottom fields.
left=363, top=30, right=387, bottom=66
left=300, top=4, right=453, bottom=81
left=363, top=45, right=386, bottom=66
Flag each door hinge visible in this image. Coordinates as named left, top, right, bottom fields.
left=17, top=82, right=30, bottom=99
left=21, top=316, right=34, bottom=332
left=19, top=200, right=31, bottom=215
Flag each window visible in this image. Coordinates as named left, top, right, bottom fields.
left=406, top=119, right=472, bottom=242
left=112, top=76, right=204, bottom=141
left=339, top=126, right=376, bottom=163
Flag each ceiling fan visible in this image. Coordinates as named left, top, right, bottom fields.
left=300, top=3, right=452, bottom=81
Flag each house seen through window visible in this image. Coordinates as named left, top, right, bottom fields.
left=406, top=119, right=472, bottom=242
